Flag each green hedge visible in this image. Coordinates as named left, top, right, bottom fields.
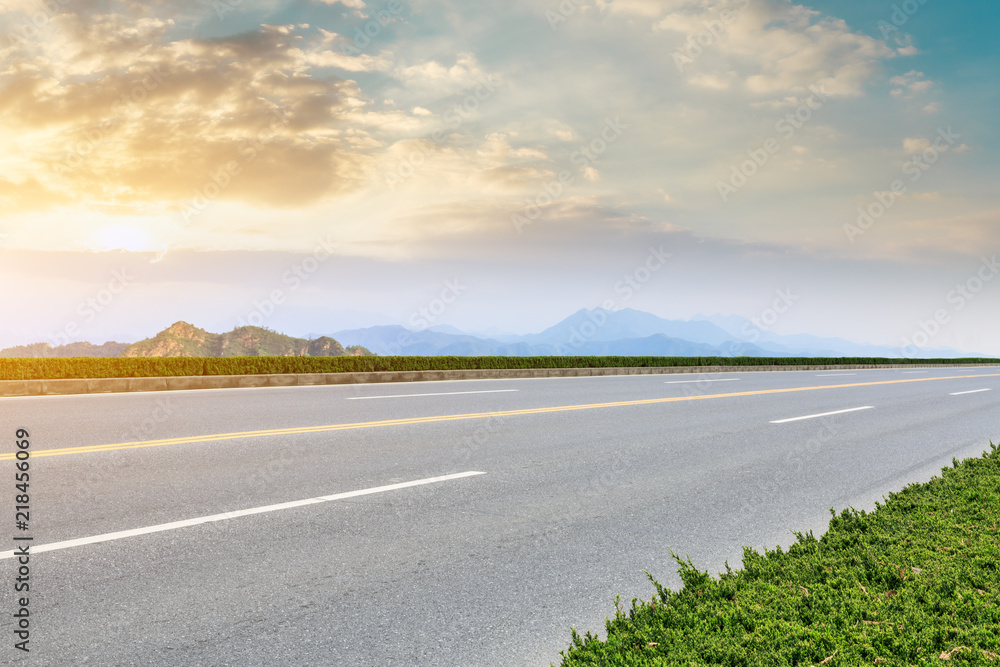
left=0, top=356, right=997, bottom=381
left=557, top=444, right=1000, bottom=666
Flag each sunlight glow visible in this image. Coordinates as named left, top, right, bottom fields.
left=96, top=225, right=150, bottom=252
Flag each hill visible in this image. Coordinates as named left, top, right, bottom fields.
left=122, top=322, right=354, bottom=357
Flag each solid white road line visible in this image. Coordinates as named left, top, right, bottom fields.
left=664, top=379, right=740, bottom=384
left=0, top=471, right=486, bottom=559
left=950, top=388, right=992, bottom=396
left=347, top=389, right=520, bottom=400
left=770, top=406, right=874, bottom=424
left=815, top=373, right=856, bottom=377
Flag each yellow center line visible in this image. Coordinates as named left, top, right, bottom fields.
left=4, top=373, right=997, bottom=461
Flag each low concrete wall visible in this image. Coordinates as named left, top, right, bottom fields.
left=0, top=363, right=995, bottom=398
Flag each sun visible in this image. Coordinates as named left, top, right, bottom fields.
left=96, top=225, right=150, bottom=252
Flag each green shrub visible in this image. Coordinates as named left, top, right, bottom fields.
left=558, top=444, right=1000, bottom=666
left=0, top=356, right=996, bottom=381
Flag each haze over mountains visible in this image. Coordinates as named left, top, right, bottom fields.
left=328, top=308, right=975, bottom=358
left=0, top=308, right=981, bottom=359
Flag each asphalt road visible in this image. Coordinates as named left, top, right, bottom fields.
left=1, top=366, right=998, bottom=665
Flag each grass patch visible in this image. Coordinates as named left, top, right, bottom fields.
left=558, top=444, right=1000, bottom=666
left=0, top=356, right=997, bottom=381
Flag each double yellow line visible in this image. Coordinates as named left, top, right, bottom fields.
left=4, top=373, right=997, bottom=461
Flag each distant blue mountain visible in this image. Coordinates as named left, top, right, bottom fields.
left=331, top=310, right=770, bottom=357
left=693, top=314, right=975, bottom=358
left=330, top=307, right=981, bottom=358
left=509, top=308, right=735, bottom=349
left=327, top=325, right=555, bottom=356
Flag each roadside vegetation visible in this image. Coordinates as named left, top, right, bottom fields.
left=557, top=444, right=1000, bottom=666
left=0, top=356, right=998, bottom=381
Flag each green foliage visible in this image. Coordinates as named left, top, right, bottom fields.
left=557, top=443, right=1000, bottom=666
left=0, top=356, right=997, bottom=380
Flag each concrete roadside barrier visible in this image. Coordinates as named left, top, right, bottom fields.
left=0, top=363, right=996, bottom=397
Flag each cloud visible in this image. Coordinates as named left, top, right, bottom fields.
left=877, top=210, right=1000, bottom=259
left=596, top=0, right=683, bottom=17
left=299, top=48, right=394, bottom=72
left=688, top=72, right=736, bottom=90
left=0, top=177, right=70, bottom=212
left=890, top=70, right=934, bottom=98
left=636, top=1, right=893, bottom=100
left=396, top=53, right=496, bottom=94
left=0, top=10, right=375, bottom=212
left=0, top=0, right=992, bottom=278
left=903, top=137, right=932, bottom=154
left=731, top=8, right=892, bottom=99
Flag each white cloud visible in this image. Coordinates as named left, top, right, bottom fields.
left=890, top=70, right=934, bottom=98
left=903, top=137, right=932, bottom=154
left=595, top=0, right=680, bottom=17
left=688, top=72, right=736, bottom=90
left=297, top=48, right=393, bottom=72
left=644, top=2, right=897, bottom=101
left=315, top=0, right=367, bottom=8
left=397, top=53, right=494, bottom=92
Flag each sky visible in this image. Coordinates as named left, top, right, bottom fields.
left=0, top=0, right=998, bottom=354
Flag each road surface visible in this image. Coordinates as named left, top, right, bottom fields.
left=1, top=366, right=998, bottom=665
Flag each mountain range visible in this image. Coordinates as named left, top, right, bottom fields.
left=329, top=308, right=974, bottom=358
left=0, top=308, right=981, bottom=359
left=123, top=321, right=380, bottom=357
left=0, top=322, right=373, bottom=358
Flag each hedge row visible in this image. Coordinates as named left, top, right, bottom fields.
left=0, top=356, right=997, bottom=381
